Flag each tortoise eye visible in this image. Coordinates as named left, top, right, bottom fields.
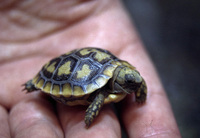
left=125, top=74, right=135, bottom=83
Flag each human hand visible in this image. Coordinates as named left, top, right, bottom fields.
left=0, top=0, right=180, bottom=137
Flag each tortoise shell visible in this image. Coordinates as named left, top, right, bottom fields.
left=29, top=48, right=129, bottom=105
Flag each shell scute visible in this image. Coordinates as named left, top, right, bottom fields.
left=32, top=48, right=119, bottom=98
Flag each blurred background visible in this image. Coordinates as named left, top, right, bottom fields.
left=122, top=0, right=200, bottom=137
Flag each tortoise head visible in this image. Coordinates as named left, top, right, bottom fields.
left=114, top=66, right=146, bottom=96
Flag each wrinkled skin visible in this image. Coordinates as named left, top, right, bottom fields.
left=0, top=0, right=181, bottom=138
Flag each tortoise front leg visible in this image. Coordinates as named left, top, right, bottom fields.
left=85, top=93, right=105, bottom=128
left=135, top=79, right=147, bottom=103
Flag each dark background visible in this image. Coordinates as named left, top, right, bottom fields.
left=122, top=0, right=200, bottom=137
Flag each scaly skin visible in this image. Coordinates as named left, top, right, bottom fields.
left=85, top=93, right=105, bottom=128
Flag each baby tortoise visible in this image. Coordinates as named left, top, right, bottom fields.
left=23, top=47, right=147, bottom=128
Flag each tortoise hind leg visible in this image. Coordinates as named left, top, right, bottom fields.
left=22, top=80, right=37, bottom=92
left=85, top=93, right=105, bottom=128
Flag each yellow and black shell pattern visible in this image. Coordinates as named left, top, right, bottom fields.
left=32, top=48, right=121, bottom=105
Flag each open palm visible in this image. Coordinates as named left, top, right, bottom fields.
left=0, top=1, right=180, bottom=138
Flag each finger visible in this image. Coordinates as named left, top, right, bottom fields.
left=0, top=106, right=10, bottom=138
left=9, top=94, right=64, bottom=138
left=57, top=104, right=121, bottom=138
left=120, top=45, right=181, bottom=137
